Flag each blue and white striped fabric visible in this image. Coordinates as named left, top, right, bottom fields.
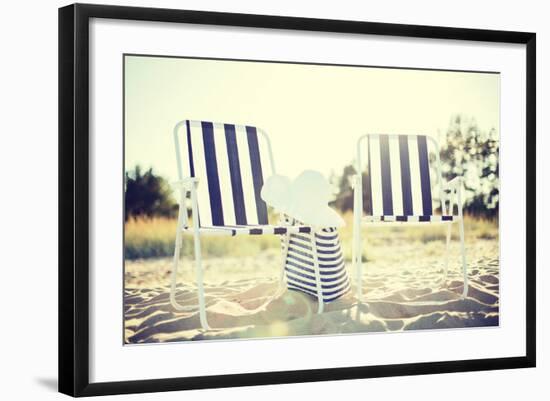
left=182, top=224, right=312, bottom=236
left=180, top=120, right=273, bottom=228
left=283, top=228, right=350, bottom=302
left=362, top=134, right=450, bottom=222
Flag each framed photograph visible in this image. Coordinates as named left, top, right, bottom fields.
left=58, top=3, right=536, bottom=397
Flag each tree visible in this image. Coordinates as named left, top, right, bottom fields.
left=438, top=115, right=499, bottom=218
left=330, top=165, right=356, bottom=212
left=330, top=165, right=372, bottom=214
left=124, top=166, right=176, bottom=220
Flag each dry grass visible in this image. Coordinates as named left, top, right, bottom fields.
left=125, top=216, right=278, bottom=260
left=337, top=212, right=498, bottom=263
left=125, top=213, right=498, bottom=261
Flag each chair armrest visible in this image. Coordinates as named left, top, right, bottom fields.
left=442, top=176, right=463, bottom=191
left=348, top=174, right=361, bottom=189
left=442, top=177, right=464, bottom=216
left=172, top=179, right=198, bottom=228
left=172, top=177, right=199, bottom=191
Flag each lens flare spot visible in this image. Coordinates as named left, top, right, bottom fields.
left=269, top=321, right=289, bottom=337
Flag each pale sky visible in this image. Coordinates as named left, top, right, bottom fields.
left=124, top=55, right=499, bottom=184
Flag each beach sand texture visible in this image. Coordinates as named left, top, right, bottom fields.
left=124, top=226, right=499, bottom=343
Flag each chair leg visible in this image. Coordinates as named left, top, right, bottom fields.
left=442, top=223, right=452, bottom=285
left=311, top=231, right=324, bottom=314
left=459, top=218, right=468, bottom=299
left=192, top=230, right=210, bottom=330
left=351, top=223, right=357, bottom=288
left=355, top=226, right=363, bottom=302
left=170, top=224, right=191, bottom=311
left=170, top=229, right=211, bottom=330
left=278, top=233, right=290, bottom=296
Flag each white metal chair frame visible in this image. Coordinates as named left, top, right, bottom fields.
left=351, top=134, right=468, bottom=301
left=170, top=120, right=325, bottom=331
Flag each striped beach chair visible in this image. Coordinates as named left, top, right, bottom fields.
left=351, top=134, right=468, bottom=300
left=171, top=120, right=325, bottom=330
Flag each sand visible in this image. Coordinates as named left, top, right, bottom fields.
left=124, top=238, right=499, bottom=343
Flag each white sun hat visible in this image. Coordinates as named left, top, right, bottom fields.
left=260, top=174, right=292, bottom=213
left=262, top=170, right=345, bottom=228
left=287, top=170, right=345, bottom=228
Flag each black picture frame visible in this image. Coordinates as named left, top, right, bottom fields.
left=58, top=3, right=536, bottom=397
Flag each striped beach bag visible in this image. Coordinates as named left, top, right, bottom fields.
left=283, top=227, right=350, bottom=302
